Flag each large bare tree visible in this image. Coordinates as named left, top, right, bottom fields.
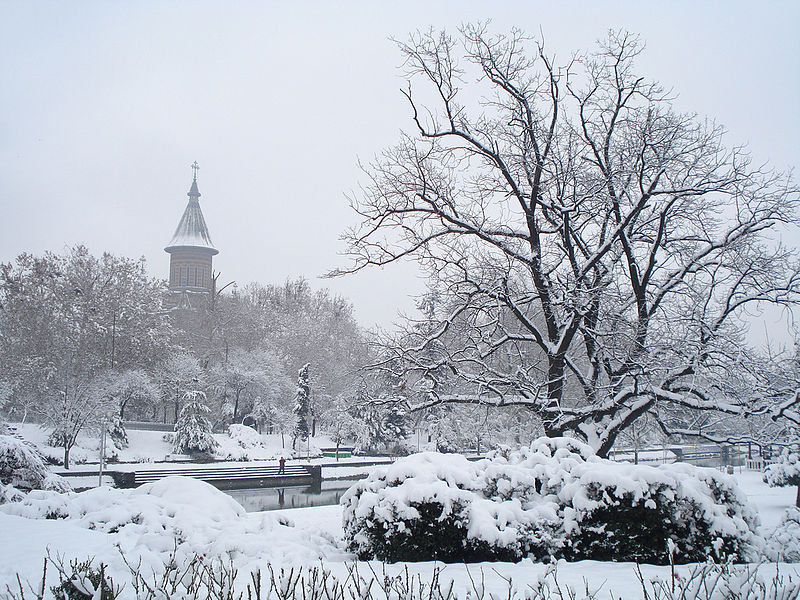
left=333, top=26, right=800, bottom=455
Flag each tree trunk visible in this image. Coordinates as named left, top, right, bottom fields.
left=796, top=484, right=800, bottom=508
left=64, top=446, right=70, bottom=470
left=546, top=357, right=566, bottom=408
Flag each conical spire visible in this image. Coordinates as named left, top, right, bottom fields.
left=165, top=163, right=218, bottom=255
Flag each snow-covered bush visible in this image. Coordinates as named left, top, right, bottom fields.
left=342, top=438, right=759, bottom=564
left=764, top=447, right=800, bottom=507
left=214, top=424, right=268, bottom=460
left=50, top=556, right=119, bottom=600
left=173, top=390, right=218, bottom=456
left=0, top=434, right=70, bottom=502
left=0, top=482, right=24, bottom=504
left=558, top=460, right=757, bottom=563
left=0, top=435, right=48, bottom=490
left=228, top=423, right=263, bottom=448
left=764, top=507, right=800, bottom=562
left=500, top=438, right=758, bottom=563
left=342, top=453, right=537, bottom=562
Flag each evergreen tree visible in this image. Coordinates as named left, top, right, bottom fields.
left=173, top=389, right=218, bottom=455
left=108, top=415, right=128, bottom=449
left=292, top=363, right=310, bottom=450
left=349, top=400, right=410, bottom=455
left=384, top=404, right=410, bottom=442
left=352, top=403, right=384, bottom=454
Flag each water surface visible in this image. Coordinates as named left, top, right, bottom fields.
left=225, top=481, right=354, bottom=512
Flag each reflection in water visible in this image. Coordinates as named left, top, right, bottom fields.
left=226, top=481, right=354, bottom=512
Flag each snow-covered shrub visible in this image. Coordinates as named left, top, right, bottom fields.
left=387, top=442, right=411, bottom=457
left=499, top=438, right=758, bottom=563
left=342, top=453, right=539, bottom=562
left=215, top=439, right=249, bottom=461
left=558, top=461, right=757, bottom=563
left=764, top=447, right=800, bottom=507
left=0, top=434, right=70, bottom=500
left=173, top=390, right=218, bottom=455
left=343, top=438, right=759, bottom=564
left=228, top=423, right=263, bottom=448
left=0, top=482, right=24, bottom=504
left=50, top=556, right=119, bottom=600
left=764, top=507, right=800, bottom=562
left=224, top=449, right=250, bottom=461
left=483, top=436, right=596, bottom=500
left=0, top=435, right=48, bottom=490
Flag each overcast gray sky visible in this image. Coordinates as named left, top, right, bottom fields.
left=1, top=1, right=799, bottom=336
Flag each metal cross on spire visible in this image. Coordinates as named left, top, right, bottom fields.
left=191, top=161, right=199, bottom=181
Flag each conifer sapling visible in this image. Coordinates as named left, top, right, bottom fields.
left=292, top=363, right=311, bottom=450
left=173, top=389, right=218, bottom=455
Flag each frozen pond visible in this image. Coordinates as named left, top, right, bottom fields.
left=224, top=480, right=354, bottom=512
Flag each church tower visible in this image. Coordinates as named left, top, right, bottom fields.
left=164, top=162, right=218, bottom=308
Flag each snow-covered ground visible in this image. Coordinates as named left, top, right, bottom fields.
left=3, top=424, right=799, bottom=598
left=15, top=423, right=334, bottom=466
left=0, top=462, right=798, bottom=598
left=10, top=423, right=393, bottom=484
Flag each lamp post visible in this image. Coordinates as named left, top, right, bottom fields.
left=98, top=416, right=107, bottom=487
left=98, top=411, right=115, bottom=487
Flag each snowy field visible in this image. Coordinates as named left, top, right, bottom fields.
left=0, top=465, right=798, bottom=599
left=13, top=423, right=345, bottom=467
left=10, top=424, right=394, bottom=491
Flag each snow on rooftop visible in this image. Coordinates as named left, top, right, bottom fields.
left=164, top=179, right=218, bottom=254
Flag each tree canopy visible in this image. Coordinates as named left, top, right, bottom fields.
left=335, top=26, right=800, bottom=455
left=0, top=246, right=171, bottom=466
